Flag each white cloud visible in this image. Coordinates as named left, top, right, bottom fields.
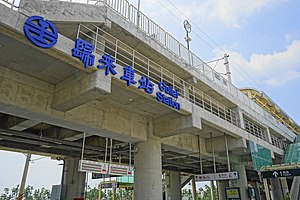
left=263, top=70, right=300, bottom=86
left=207, top=0, right=273, bottom=27
left=215, top=40, right=300, bottom=87
left=162, top=0, right=286, bottom=28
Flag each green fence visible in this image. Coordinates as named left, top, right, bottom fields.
left=284, top=135, right=300, bottom=163
left=249, top=141, right=273, bottom=171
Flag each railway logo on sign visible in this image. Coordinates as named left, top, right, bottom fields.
left=24, top=16, right=58, bottom=48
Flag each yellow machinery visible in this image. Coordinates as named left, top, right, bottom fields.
left=241, top=88, right=300, bottom=135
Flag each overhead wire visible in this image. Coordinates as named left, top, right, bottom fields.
left=156, top=0, right=217, bottom=52
left=157, top=0, right=264, bottom=90
left=30, top=156, right=47, bottom=162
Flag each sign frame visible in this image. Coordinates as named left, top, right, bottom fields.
left=195, top=171, right=239, bottom=182
left=225, top=187, right=241, bottom=200
left=261, top=168, right=300, bottom=179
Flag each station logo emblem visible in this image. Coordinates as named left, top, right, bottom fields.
left=23, top=16, right=58, bottom=48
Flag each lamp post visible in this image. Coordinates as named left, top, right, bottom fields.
left=183, top=20, right=192, bottom=50
left=137, top=0, right=141, bottom=26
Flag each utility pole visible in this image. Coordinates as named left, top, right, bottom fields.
left=137, top=0, right=141, bottom=26
left=18, top=153, right=31, bottom=199
left=224, top=53, right=232, bottom=83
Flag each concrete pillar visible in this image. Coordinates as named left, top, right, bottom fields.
left=217, top=181, right=229, bottom=200
left=235, top=164, right=250, bottom=200
left=134, top=138, right=162, bottom=200
left=192, top=177, right=197, bottom=200
left=234, top=108, right=245, bottom=129
left=266, top=127, right=272, bottom=144
left=165, top=171, right=181, bottom=200
left=270, top=178, right=284, bottom=200
left=62, top=157, right=86, bottom=200
left=210, top=181, right=216, bottom=200
left=280, top=178, right=289, bottom=198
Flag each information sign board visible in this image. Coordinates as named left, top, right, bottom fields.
left=195, top=171, right=239, bottom=182
left=225, top=187, right=241, bottom=199
left=101, top=182, right=119, bottom=189
left=109, top=164, right=133, bottom=176
left=261, top=168, right=300, bottom=179
left=79, top=160, right=108, bottom=174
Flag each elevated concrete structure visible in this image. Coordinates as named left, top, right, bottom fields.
left=0, top=0, right=298, bottom=199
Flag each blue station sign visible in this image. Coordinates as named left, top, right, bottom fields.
left=70, top=38, right=181, bottom=110
left=22, top=15, right=181, bottom=111
left=156, top=82, right=180, bottom=110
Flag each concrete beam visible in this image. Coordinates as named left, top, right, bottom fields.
left=0, top=67, right=147, bottom=142
left=19, top=0, right=109, bottom=24
left=162, top=133, right=207, bottom=155
left=9, top=119, right=40, bottom=131
left=185, top=76, right=198, bottom=85
left=52, top=70, right=111, bottom=111
left=58, top=129, right=94, bottom=142
left=154, top=110, right=201, bottom=137
left=205, top=136, right=247, bottom=153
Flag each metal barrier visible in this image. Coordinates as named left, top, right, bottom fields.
left=244, top=117, right=268, bottom=142
left=0, top=0, right=17, bottom=9
left=77, top=24, right=239, bottom=127
left=271, top=135, right=288, bottom=150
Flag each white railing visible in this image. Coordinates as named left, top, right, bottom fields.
left=271, top=135, right=288, bottom=150
left=244, top=117, right=268, bottom=142
left=78, top=24, right=239, bottom=127
left=1, top=0, right=296, bottom=141
left=0, top=0, right=17, bottom=9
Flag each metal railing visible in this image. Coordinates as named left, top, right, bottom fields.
left=0, top=0, right=18, bottom=9
left=244, top=116, right=288, bottom=150
left=0, top=0, right=295, bottom=144
left=244, top=117, right=267, bottom=142
left=271, top=135, right=288, bottom=150
left=78, top=24, right=239, bottom=127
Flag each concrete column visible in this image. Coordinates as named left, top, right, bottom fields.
left=62, top=157, right=86, bottom=200
left=234, top=108, right=245, bottom=129
left=217, top=181, right=229, bottom=200
left=235, top=164, right=250, bottom=200
left=192, top=177, right=197, bottom=200
left=210, top=181, right=216, bottom=200
left=165, top=171, right=181, bottom=200
left=270, top=178, right=284, bottom=200
left=280, top=178, right=289, bottom=198
left=266, top=127, right=272, bottom=144
left=134, top=138, right=162, bottom=200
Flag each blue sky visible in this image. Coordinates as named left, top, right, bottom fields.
left=1, top=0, right=300, bottom=192
left=127, top=0, right=300, bottom=123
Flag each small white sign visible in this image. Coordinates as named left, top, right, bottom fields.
left=195, top=171, right=239, bottom=182
left=79, top=160, right=109, bottom=174
left=109, top=164, right=133, bottom=176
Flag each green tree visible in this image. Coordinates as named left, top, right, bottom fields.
left=0, top=185, right=51, bottom=200
left=200, top=184, right=218, bottom=200
left=85, top=186, right=99, bottom=200
left=116, top=189, right=133, bottom=200
left=0, top=185, right=19, bottom=200
left=24, top=185, right=34, bottom=200
left=33, top=188, right=51, bottom=200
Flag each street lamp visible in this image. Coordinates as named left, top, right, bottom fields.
left=183, top=20, right=192, bottom=50
left=137, top=0, right=141, bottom=26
